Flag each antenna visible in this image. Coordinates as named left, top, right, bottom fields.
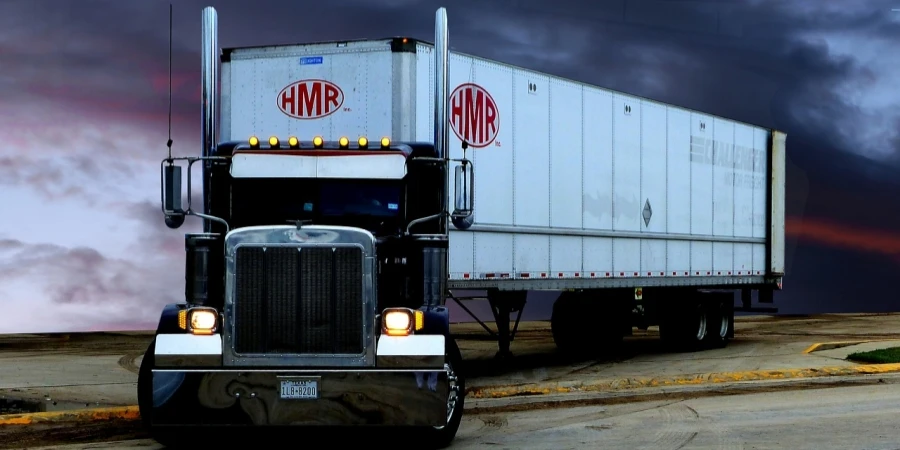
left=166, top=3, right=173, bottom=159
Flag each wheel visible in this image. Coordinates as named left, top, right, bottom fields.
left=419, top=337, right=465, bottom=449
left=137, top=340, right=182, bottom=448
left=551, top=293, right=581, bottom=354
left=704, top=299, right=733, bottom=349
left=137, top=341, right=154, bottom=429
left=551, top=292, right=623, bottom=358
left=660, top=299, right=709, bottom=352
left=689, top=302, right=709, bottom=344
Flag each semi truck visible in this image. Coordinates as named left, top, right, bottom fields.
left=138, top=4, right=786, bottom=447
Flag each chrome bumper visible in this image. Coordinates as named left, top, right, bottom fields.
left=150, top=333, right=448, bottom=427
left=149, top=369, right=448, bottom=427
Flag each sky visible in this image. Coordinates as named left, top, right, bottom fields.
left=1, top=0, right=899, bottom=333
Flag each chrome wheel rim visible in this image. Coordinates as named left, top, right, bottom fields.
left=434, top=361, right=460, bottom=430
left=718, top=305, right=729, bottom=338
left=695, top=307, right=708, bottom=341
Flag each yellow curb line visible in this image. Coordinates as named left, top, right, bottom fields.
left=803, top=341, right=877, bottom=354
left=465, top=363, right=900, bottom=399
left=0, top=406, right=139, bottom=426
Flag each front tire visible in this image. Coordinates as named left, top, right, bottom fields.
left=137, top=341, right=154, bottom=429
left=137, top=340, right=182, bottom=448
left=419, top=337, right=465, bottom=449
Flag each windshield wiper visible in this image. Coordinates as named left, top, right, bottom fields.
left=286, top=219, right=314, bottom=228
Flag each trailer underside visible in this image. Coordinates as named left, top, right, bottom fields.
left=448, top=284, right=779, bottom=358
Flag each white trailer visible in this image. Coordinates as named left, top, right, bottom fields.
left=220, top=34, right=786, bottom=355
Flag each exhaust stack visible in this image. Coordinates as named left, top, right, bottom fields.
left=200, top=6, right=219, bottom=231
left=434, top=7, right=449, bottom=234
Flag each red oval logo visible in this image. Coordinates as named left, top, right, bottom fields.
left=277, top=79, right=344, bottom=119
left=449, top=83, right=499, bottom=148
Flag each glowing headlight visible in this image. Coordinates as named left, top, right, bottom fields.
left=381, top=308, right=424, bottom=336
left=188, top=308, right=218, bottom=335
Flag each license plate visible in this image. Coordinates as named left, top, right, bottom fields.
left=279, top=379, right=318, bottom=399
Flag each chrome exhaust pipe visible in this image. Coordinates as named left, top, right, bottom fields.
left=434, top=7, right=449, bottom=234
left=201, top=6, right=219, bottom=231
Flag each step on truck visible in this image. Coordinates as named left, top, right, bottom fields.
left=138, top=4, right=786, bottom=446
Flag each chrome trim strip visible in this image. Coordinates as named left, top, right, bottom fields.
left=464, top=224, right=766, bottom=244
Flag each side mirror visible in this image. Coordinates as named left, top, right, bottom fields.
left=451, top=160, right=474, bottom=230
left=162, top=163, right=185, bottom=229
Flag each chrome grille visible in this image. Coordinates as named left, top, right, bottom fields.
left=232, top=245, right=364, bottom=355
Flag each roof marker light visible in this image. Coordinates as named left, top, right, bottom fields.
left=358, top=137, right=368, bottom=148
left=339, top=137, right=350, bottom=149
left=381, top=137, right=390, bottom=149
left=249, top=136, right=260, bottom=148
left=313, top=136, right=324, bottom=148
left=288, top=136, right=299, bottom=148
left=268, top=136, right=279, bottom=147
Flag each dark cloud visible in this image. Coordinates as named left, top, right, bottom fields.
left=0, top=237, right=179, bottom=332
left=0, top=153, right=140, bottom=205
left=1, top=0, right=899, bottom=324
left=0, top=180, right=206, bottom=333
left=2, top=0, right=894, bottom=170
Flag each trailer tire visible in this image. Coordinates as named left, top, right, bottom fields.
left=705, top=300, right=733, bottom=348
left=660, top=300, right=709, bottom=352
left=419, top=337, right=465, bottom=449
left=551, top=294, right=579, bottom=354
left=551, top=292, right=622, bottom=358
left=137, top=340, right=183, bottom=448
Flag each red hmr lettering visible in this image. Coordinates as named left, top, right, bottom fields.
left=278, top=80, right=344, bottom=119
left=449, top=83, right=499, bottom=148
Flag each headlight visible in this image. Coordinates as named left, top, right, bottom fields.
left=178, top=307, right=218, bottom=335
left=381, top=308, right=424, bottom=336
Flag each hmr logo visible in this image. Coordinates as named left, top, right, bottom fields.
left=449, top=83, right=499, bottom=148
left=277, top=79, right=344, bottom=119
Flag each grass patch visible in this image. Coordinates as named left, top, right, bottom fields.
left=847, top=347, right=900, bottom=364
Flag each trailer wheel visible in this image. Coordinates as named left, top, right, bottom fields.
left=691, top=302, right=709, bottom=344
left=551, top=293, right=599, bottom=355
left=704, top=299, right=733, bottom=348
left=419, top=337, right=465, bottom=449
left=137, top=340, right=183, bottom=448
left=660, top=300, right=709, bottom=352
left=551, top=292, right=622, bottom=358
left=551, top=293, right=578, bottom=353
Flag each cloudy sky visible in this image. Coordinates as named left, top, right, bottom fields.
left=1, top=0, right=899, bottom=333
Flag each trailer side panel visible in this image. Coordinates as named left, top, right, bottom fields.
left=413, top=43, right=776, bottom=291
left=223, top=41, right=396, bottom=143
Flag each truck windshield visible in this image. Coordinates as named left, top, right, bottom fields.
left=229, top=178, right=404, bottom=234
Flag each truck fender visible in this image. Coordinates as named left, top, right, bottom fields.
left=155, top=303, right=188, bottom=334
left=417, top=305, right=451, bottom=337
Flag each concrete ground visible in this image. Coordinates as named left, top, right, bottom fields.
left=19, top=374, right=900, bottom=449
left=453, top=375, right=900, bottom=450
left=2, top=313, right=900, bottom=410
left=2, top=313, right=900, bottom=448
left=459, top=313, right=900, bottom=388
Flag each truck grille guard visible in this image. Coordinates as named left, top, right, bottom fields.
left=221, top=225, right=378, bottom=367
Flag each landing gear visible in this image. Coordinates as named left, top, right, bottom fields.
left=447, top=290, right=525, bottom=359
left=487, top=290, right=526, bottom=359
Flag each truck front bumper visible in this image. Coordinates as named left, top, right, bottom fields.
left=149, top=334, right=451, bottom=427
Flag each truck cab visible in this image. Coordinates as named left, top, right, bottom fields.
left=137, top=6, right=468, bottom=449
